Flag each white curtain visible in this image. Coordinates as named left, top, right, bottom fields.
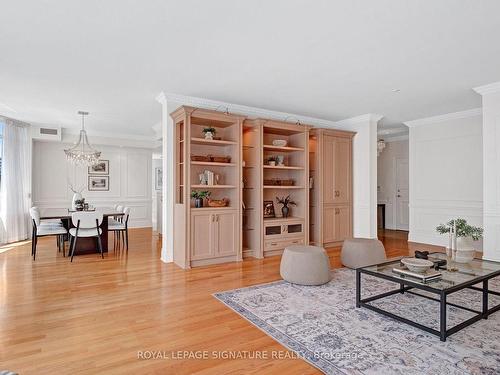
left=0, top=119, right=31, bottom=244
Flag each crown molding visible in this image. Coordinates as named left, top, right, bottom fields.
left=156, top=91, right=383, bottom=130
left=473, top=82, right=500, bottom=96
left=404, top=108, right=482, bottom=128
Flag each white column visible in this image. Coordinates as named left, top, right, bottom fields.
left=474, top=82, right=500, bottom=261
left=336, top=114, right=382, bottom=239
left=156, top=93, right=174, bottom=263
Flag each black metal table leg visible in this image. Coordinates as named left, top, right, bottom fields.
left=400, top=283, right=405, bottom=294
left=483, top=279, right=489, bottom=319
left=440, top=292, right=447, bottom=342
left=356, top=269, right=361, bottom=308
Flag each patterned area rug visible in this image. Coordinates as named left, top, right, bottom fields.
left=214, top=269, right=500, bottom=374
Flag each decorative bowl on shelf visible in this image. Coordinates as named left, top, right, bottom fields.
left=401, top=258, right=434, bottom=273
left=272, top=139, right=287, bottom=147
left=207, top=198, right=229, bottom=207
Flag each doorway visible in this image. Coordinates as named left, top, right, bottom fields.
left=395, top=157, right=409, bottom=231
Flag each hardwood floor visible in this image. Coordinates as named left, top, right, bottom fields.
left=0, top=228, right=412, bottom=374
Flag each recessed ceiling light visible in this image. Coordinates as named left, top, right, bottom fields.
left=392, top=89, right=401, bottom=93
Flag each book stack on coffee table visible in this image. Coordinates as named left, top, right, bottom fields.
left=392, top=266, right=442, bottom=283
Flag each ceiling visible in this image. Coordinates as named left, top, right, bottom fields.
left=1, top=0, right=499, bottom=137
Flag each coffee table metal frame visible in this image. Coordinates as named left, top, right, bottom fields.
left=356, top=255, right=500, bottom=341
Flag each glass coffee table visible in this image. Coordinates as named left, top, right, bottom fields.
left=356, top=253, right=500, bottom=341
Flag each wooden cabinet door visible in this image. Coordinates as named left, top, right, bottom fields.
left=336, top=205, right=351, bottom=241
left=191, top=212, right=215, bottom=260
left=322, top=205, right=336, bottom=243
left=322, top=135, right=336, bottom=204
left=215, top=212, right=237, bottom=257
left=333, top=138, right=351, bottom=204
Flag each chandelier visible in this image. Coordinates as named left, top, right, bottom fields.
left=64, top=111, right=101, bottom=166
left=377, top=139, right=386, bottom=156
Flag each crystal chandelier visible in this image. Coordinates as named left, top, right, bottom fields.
left=64, top=111, right=101, bottom=166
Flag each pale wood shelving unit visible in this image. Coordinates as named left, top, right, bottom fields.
left=309, top=128, right=355, bottom=248
left=260, top=120, right=310, bottom=258
left=171, top=105, right=353, bottom=269
left=171, top=106, right=245, bottom=269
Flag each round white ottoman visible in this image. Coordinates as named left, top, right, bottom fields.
left=280, top=245, right=331, bottom=285
left=340, top=238, right=387, bottom=269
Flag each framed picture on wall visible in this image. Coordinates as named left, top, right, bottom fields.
left=88, top=176, right=109, bottom=191
left=155, top=167, right=163, bottom=190
left=88, top=160, right=109, bottom=175
left=263, top=200, right=276, bottom=218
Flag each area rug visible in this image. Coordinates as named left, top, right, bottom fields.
left=214, top=269, right=500, bottom=374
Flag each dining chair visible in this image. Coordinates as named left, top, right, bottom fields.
left=30, top=207, right=68, bottom=261
left=32, top=206, right=66, bottom=252
left=116, top=205, right=124, bottom=223
left=69, top=211, right=104, bottom=262
left=109, top=207, right=130, bottom=251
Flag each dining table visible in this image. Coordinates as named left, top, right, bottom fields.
left=40, top=207, right=124, bottom=256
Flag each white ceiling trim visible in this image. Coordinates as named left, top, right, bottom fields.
left=404, top=108, right=482, bottom=128
left=157, top=92, right=382, bottom=130
left=473, top=81, right=500, bottom=95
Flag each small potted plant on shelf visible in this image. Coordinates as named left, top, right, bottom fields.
left=267, top=155, right=278, bottom=166
left=202, top=127, right=216, bottom=140
left=276, top=195, right=297, bottom=218
left=436, top=218, right=483, bottom=263
left=191, top=190, right=211, bottom=208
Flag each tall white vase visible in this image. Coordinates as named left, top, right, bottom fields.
left=454, top=236, right=475, bottom=263
left=71, top=192, right=82, bottom=211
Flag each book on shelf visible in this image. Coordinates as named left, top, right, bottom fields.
left=392, top=267, right=442, bottom=282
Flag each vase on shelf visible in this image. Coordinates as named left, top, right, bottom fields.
left=194, top=198, right=203, bottom=208
left=71, top=192, right=82, bottom=211
left=281, top=206, right=289, bottom=218
left=204, top=131, right=214, bottom=140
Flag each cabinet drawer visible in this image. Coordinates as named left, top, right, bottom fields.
left=264, top=238, right=304, bottom=252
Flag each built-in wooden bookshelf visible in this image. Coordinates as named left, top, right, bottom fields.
left=171, top=105, right=352, bottom=269
left=171, top=106, right=245, bottom=269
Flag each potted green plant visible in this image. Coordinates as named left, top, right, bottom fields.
left=202, top=127, right=216, bottom=140
left=267, top=155, right=278, bottom=166
left=436, top=218, right=483, bottom=263
left=191, top=190, right=211, bottom=208
left=276, top=195, right=297, bottom=218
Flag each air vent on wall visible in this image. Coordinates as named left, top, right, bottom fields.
left=32, top=126, right=62, bottom=141
left=40, top=127, right=58, bottom=136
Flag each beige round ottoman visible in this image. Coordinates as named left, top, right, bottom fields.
left=340, top=238, right=387, bottom=269
left=280, top=245, right=331, bottom=285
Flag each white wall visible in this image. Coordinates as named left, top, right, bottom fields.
left=377, top=139, right=409, bottom=229
left=32, top=140, right=153, bottom=228
left=406, top=109, right=483, bottom=247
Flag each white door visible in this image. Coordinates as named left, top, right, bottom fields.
left=395, top=158, right=409, bottom=231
